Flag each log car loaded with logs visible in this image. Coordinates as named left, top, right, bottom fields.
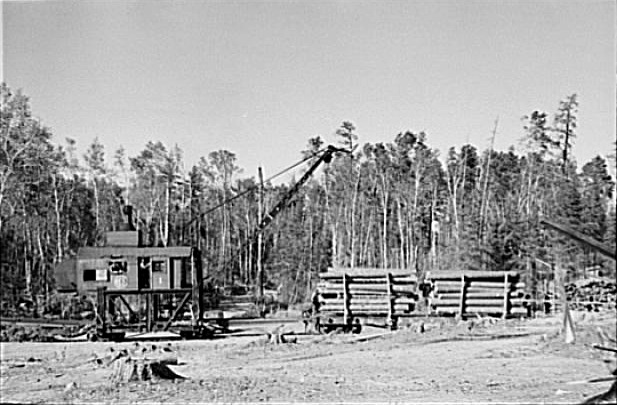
left=312, top=267, right=419, bottom=332
left=426, top=270, right=526, bottom=319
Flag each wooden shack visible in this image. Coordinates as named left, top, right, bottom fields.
left=70, top=229, right=207, bottom=340
left=75, top=245, right=197, bottom=292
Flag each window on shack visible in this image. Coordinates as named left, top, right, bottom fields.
left=109, top=260, right=127, bottom=274
left=95, top=269, right=109, bottom=281
left=152, top=260, right=165, bottom=272
left=83, top=269, right=96, bottom=281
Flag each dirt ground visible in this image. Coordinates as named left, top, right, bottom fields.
left=1, top=311, right=615, bottom=404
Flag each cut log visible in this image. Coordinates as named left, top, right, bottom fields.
left=463, top=305, right=506, bottom=313
left=393, top=297, right=416, bottom=304
left=350, top=294, right=393, bottom=300
left=393, top=304, right=414, bottom=311
left=318, top=309, right=391, bottom=315
left=320, top=299, right=388, bottom=306
left=434, top=287, right=463, bottom=294
left=466, top=282, right=510, bottom=289
left=392, top=277, right=417, bottom=283
left=434, top=281, right=462, bottom=288
left=434, top=307, right=458, bottom=313
left=466, top=286, right=513, bottom=293
left=320, top=268, right=416, bottom=279
left=427, top=270, right=519, bottom=279
left=320, top=282, right=415, bottom=290
left=437, top=292, right=505, bottom=300
left=321, top=304, right=390, bottom=311
left=432, top=298, right=505, bottom=307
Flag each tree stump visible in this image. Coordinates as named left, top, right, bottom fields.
left=264, top=324, right=297, bottom=345
left=108, top=343, right=184, bottom=383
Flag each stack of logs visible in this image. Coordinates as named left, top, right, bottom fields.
left=565, top=278, right=617, bottom=311
left=315, top=268, right=418, bottom=326
left=428, top=270, right=527, bottom=318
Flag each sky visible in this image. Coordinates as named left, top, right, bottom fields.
left=2, top=0, right=616, bottom=182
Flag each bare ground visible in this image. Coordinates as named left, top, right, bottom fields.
left=1, top=311, right=615, bottom=404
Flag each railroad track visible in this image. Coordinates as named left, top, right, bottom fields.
left=0, top=316, right=90, bottom=329
left=0, top=316, right=301, bottom=330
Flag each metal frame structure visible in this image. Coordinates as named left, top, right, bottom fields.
left=92, top=248, right=214, bottom=340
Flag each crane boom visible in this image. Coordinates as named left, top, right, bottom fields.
left=256, top=145, right=349, bottom=232
left=540, top=218, right=616, bottom=260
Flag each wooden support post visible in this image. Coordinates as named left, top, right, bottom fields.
left=458, top=274, right=466, bottom=319
left=163, top=292, right=192, bottom=331
left=193, top=250, right=204, bottom=328
left=343, top=273, right=350, bottom=325
left=502, top=273, right=509, bottom=319
left=146, top=291, right=152, bottom=332
left=152, top=293, right=157, bottom=328
left=97, top=287, right=107, bottom=336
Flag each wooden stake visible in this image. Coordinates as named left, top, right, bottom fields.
left=458, top=274, right=466, bottom=318
left=502, top=273, right=509, bottom=319
left=343, top=273, right=350, bottom=325
left=386, top=272, right=394, bottom=328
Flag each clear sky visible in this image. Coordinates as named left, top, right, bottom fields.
left=3, top=0, right=616, bottom=181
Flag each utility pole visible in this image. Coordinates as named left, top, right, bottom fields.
left=257, top=166, right=264, bottom=298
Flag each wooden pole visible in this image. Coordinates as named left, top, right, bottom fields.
left=257, top=166, right=264, bottom=299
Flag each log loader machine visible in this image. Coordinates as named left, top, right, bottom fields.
left=185, top=145, right=351, bottom=318
left=540, top=218, right=616, bottom=404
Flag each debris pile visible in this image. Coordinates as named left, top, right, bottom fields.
left=566, top=278, right=616, bottom=312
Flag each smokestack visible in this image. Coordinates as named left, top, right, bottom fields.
left=122, top=205, right=136, bottom=231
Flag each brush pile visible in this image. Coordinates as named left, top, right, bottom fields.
left=566, top=278, right=616, bottom=312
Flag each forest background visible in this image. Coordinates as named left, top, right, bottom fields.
left=1, top=82, right=615, bottom=310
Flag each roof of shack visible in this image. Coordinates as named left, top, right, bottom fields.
left=77, top=246, right=193, bottom=259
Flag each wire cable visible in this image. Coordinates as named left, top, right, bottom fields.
left=183, top=147, right=328, bottom=228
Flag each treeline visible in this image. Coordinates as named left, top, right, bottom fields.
left=1, top=83, right=615, bottom=307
